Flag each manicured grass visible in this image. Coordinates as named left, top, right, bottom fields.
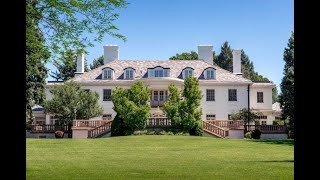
left=27, top=136, right=293, bottom=180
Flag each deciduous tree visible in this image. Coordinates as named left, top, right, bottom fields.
left=44, top=81, right=103, bottom=137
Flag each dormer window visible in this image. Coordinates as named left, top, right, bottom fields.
left=124, top=68, right=135, bottom=79
left=205, top=68, right=216, bottom=79
left=102, top=68, right=113, bottom=79
left=148, top=66, right=170, bottom=78
left=183, top=67, right=194, bottom=79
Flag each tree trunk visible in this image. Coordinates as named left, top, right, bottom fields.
left=68, top=123, right=72, bottom=138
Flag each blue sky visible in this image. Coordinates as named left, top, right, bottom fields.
left=46, top=0, right=293, bottom=91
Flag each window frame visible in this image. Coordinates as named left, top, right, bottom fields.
left=206, top=114, right=216, bottom=120
left=102, top=114, right=112, bottom=120
left=102, top=68, right=113, bottom=79
left=228, top=89, right=237, bottom=101
left=125, top=69, right=134, bottom=79
left=183, top=68, right=194, bottom=79
left=257, top=92, right=264, bottom=103
left=206, top=89, right=215, bottom=101
left=103, top=89, right=112, bottom=101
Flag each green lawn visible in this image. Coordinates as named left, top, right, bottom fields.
left=27, top=136, right=294, bottom=180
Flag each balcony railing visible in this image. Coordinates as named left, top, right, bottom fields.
left=73, top=120, right=112, bottom=127
left=147, top=117, right=171, bottom=128
left=151, top=100, right=166, bottom=107
left=245, top=125, right=287, bottom=133
left=30, top=125, right=69, bottom=133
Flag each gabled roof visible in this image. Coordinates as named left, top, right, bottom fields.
left=69, top=60, right=252, bottom=83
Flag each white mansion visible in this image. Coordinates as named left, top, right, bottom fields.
left=34, top=44, right=280, bottom=126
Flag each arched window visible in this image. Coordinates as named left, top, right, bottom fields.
left=205, top=67, right=216, bottom=79
left=148, top=66, right=170, bottom=78
left=182, top=67, right=194, bottom=79
left=124, top=67, right=135, bottom=79
left=102, top=68, right=114, bottom=79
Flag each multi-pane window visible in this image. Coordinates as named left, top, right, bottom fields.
left=261, top=121, right=267, bottom=125
left=164, top=69, right=169, bottom=77
left=103, top=69, right=112, bottom=79
left=103, top=89, right=112, bottom=101
left=255, top=115, right=267, bottom=120
left=228, top=89, right=237, bottom=101
left=257, top=92, right=263, bottom=103
left=206, top=114, right=216, bottom=120
left=153, top=91, right=158, bottom=101
left=155, top=69, right=164, bottom=77
left=206, top=89, right=215, bottom=101
left=102, top=114, right=112, bottom=120
left=228, top=114, right=231, bottom=120
left=275, top=116, right=281, bottom=120
left=151, top=68, right=169, bottom=77
left=125, top=69, right=134, bottom=79
left=159, top=91, right=164, bottom=101
left=184, top=69, right=193, bottom=79
left=206, top=69, right=215, bottom=79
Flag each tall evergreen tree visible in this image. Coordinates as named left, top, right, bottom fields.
left=84, top=58, right=89, bottom=72
left=214, top=41, right=233, bottom=72
left=90, top=55, right=104, bottom=70
left=279, top=32, right=294, bottom=132
left=241, top=50, right=255, bottom=80
left=50, top=49, right=77, bottom=81
left=26, top=0, right=50, bottom=122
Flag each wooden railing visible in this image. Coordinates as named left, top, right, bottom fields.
left=245, top=125, right=287, bottom=133
left=147, top=118, right=171, bottom=128
left=88, top=121, right=112, bottom=138
left=73, top=120, right=112, bottom=127
left=30, top=125, right=69, bottom=133
left=202, top=121, right=229, bottom=138
left=205, top=120, right=244, bottom=128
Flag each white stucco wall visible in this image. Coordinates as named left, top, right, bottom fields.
left=200, top=85, right=249, bottom=120
left=228, top=129, right=244, bottom=139
left=81, top=85, right=130, bottom=120
left=250, top=86, right=273, bottom=110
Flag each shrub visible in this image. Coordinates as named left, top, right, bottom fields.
left=251, top=129, right=261, bottom=139
left=189, top=121, right=203, bottom=136
left=159, top=130, right=167, bottom=135
left=111, top=115, right=138, bottom=136
left=133, top=130, right=147, bottom=135
left=244, top=131, right=252, bottom=139
left=146, top=130, right=156, bottom=135
left=166, top=131, right=174, bottom=135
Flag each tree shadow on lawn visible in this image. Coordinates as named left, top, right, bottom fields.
left=248, top=139, right=294, bottom=146
left=256, top=160, right=294, bottom=163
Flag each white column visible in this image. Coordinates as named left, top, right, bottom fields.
left=45, top=114, right=51, bottom=125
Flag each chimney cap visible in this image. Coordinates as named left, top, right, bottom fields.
left=198, top=44, right=213, bottom=47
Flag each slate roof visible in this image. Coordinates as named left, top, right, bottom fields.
left=70, top=60, right=252, bottom=83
